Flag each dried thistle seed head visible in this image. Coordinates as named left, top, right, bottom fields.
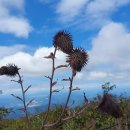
left=98, top=93, right=122, bottom=118
left=53, top=31, right=73, bottom=54
left=0, top=66, right=8, bottom=75
left=0, top=64, right=19, bottom=77
left=66, top=48, right=88, bottom=72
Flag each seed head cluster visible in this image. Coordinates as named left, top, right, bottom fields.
left=0, top=64, right=19, bottom=77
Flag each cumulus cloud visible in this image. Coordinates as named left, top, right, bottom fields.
left=87, top=22, right=130, bottom=80
left=0, top=44, right=27, bottom=58
left=0, top=46, right=69, bottom=94
left=86, top=0, right=130, bottom=19
left=0, top=46, right=68, bottom=77
left=0, top=0, right=32, bottom=37
left=88, top=71, right=108, bottom=80
left=56, top=0, right=87, bottom=22
left=56, top=0, right=130, bottom=27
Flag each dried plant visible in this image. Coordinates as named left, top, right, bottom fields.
left=98, top=92, right=122, bottom=130
left=1, top=31, right=129, bottom=130
left=66, top=47, right=89, bottom=72
left=0, top=30, right=89, bottom=130
left=98, top=93, right=122, bottom=118
left=0, top=64, right=19, bottom=77
left=0, top=64, right=33, bottom=130
left=40, top=31, right=89, bottom=130
left=53, top=30, right=73, bottom=54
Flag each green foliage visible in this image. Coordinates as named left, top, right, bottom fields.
left=1, top=99, right=130, bottom=130
left=102, top=82, right=116, bottom=94
left=0, top=107, right=11, bottom=119
left=1, top=83, right=130, bottom=130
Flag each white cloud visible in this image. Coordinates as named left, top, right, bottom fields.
left=56, top=0, right=87, bottom=22
left=0, top=44, right=27, bottom=58
left=0, top=46, right=68, bottom=77
left=86, top=0, right=130, bottom=19
left=88, top=71, right=108, bottom=80
left=87, top=22, right=130, bottom=80
left=0, top=46, right=69, bottom=95
left=0, top=0, right=32, bottom=37
left=56, top=0, right=130, bottom=27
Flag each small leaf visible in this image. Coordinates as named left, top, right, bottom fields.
left=55, top=64, right=69, bottom=69
left=26, top=99, right=34, bottom=106
left=62, top=78, right=70, bottom=81
left=52, top=81, right=57, bottom=87
left=53, top=86, right=64, bottom=93
left=72, top=87, right=80, bottom=91
left=24, top=85, right=31, bottom=93
left=53, top=89, right=60, bottom=93
left=11, top=94, right=23, bottom=102
left=44, top=53, right=54, bottom=59
left=44, top=76, right=51, bottom=80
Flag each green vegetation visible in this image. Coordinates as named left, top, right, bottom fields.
left=0, top=31, right=129, bottom=130
left=0, top=92, right=130, bottom=130
left=0, top=107, right=12, bottom=119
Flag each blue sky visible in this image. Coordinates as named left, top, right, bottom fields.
left=0, top=0, right=130, bottom=97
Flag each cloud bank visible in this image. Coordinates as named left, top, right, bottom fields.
left=0, top=22, right=130, bottom=82
left=88, top=22, right=130, bottom=81
left=1, top=21, right=130, bottom=95
left=0, top=46, right=68, bottom=77
left=0, top=0, right=32, bottom=37
left=56, top=0, right=130, bottom=27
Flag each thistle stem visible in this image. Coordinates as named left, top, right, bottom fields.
left=17, top=72, right=29, bottom=129
left=40, top=48, right=57, bottom=130
left=58, top=72, right=74, bottom=122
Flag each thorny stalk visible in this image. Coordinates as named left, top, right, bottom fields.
left=40, top=48, right=57, bottom=130
left=40, top=70, right=88, bottom=129
left=58, top=71, right=74, bottom=122
left=11, top=71, right=30, bottom=129
left=40, top=48, right=77, bottom=129
left=40, top=45, right=89, bottom=129
left=17, top=72, right=29, bottom=125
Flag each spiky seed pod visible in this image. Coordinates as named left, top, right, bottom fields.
left=53, top=31, right=73, bottom=54
left=98, top=93, right=122, bottom=118
left=7, top=64, right=19, bottom=77
left=0, top=66, right=8, bottom=75
left=0, top=64, right=19, bottom=77
left=66, top=48, right=88, bottom=72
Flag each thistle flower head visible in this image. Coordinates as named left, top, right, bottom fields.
left=66, top=48, right=88, bottom=72
left=98, top=93, right=122, bottom=118
left=0, top=66, right=8, bottom=75
left=53, top=31, right=73, bottom=54
left=0, top=64, right=19, bottom=77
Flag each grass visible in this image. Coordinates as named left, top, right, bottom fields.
left=1, top=98, right=130, bottom=130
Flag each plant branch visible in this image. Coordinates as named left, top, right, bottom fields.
left=57, top=72, right=74, bottom=122
left=40, top=48, right=57, bottom=130
left=40, top=71, right=75, bottom=129
left=17, top=72, right=30, bottom=129
left=42, top=103, right=88, bottom=128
